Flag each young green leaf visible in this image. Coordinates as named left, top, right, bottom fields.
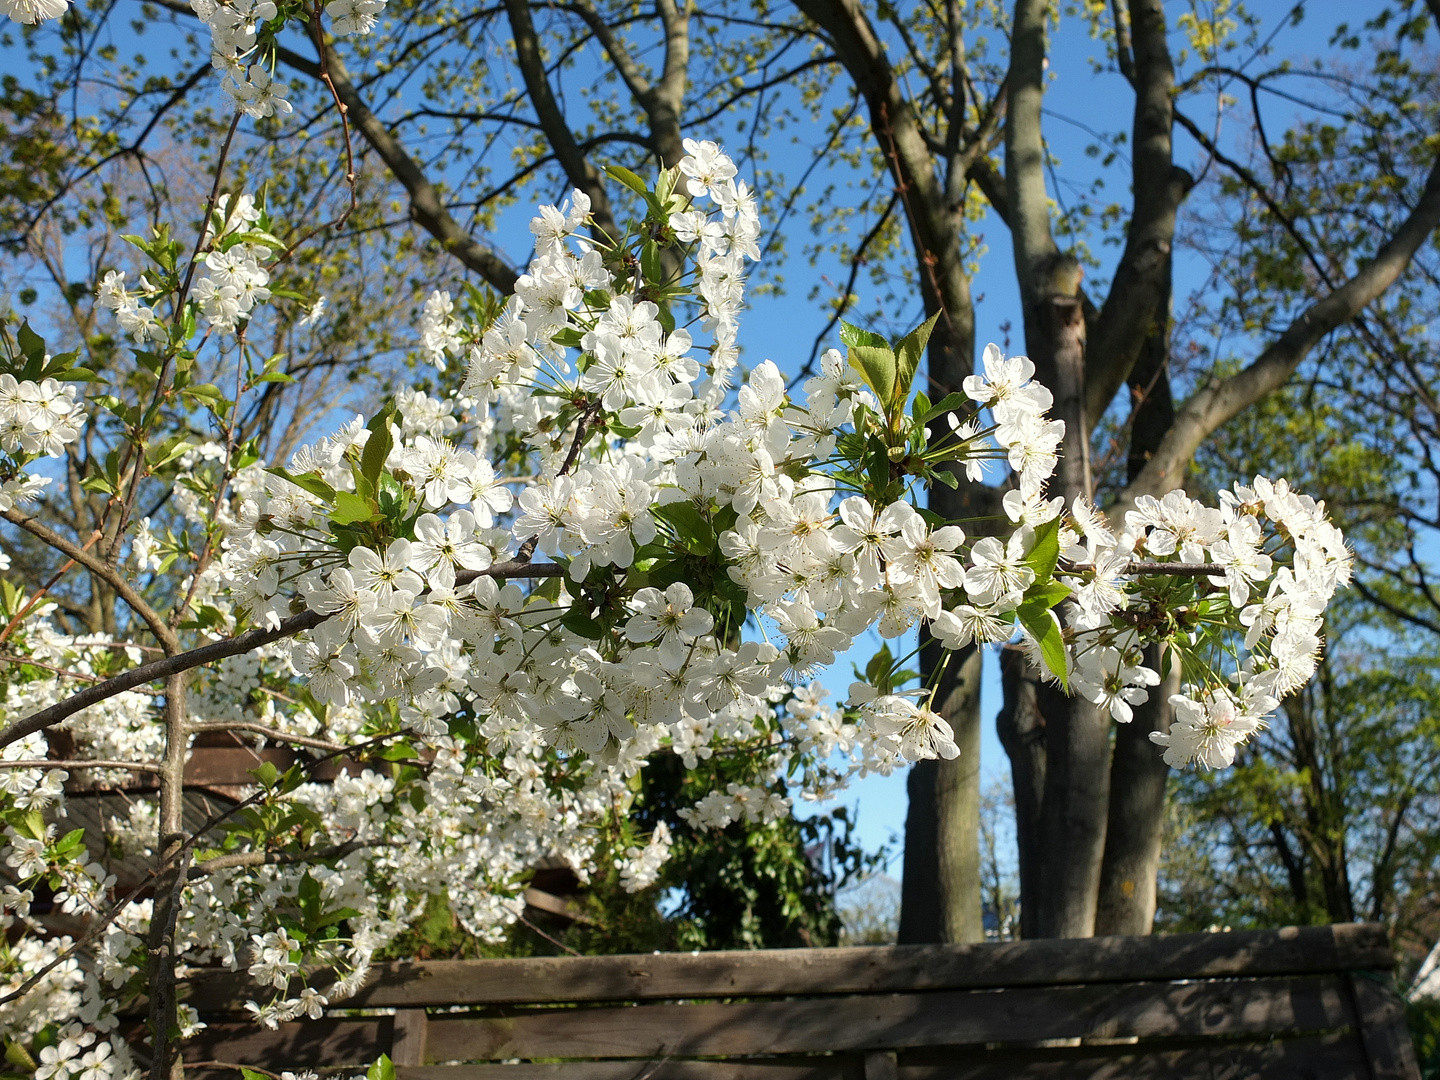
left=1016, top=602, right=1069, bottom=689
left=1022, top=516, right=1063, bottom=583
left=839, top=321, right=889, bottom=350
left=331, top=491, right=376, bottom=526
left=267, top=467, right=337, bottom=503
left=893, top=312, right=939, bottom=410
left=848, top=343, right=897, bottom=406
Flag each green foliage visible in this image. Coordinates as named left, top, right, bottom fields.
left=1409, top=999, right=1440, bottom=1080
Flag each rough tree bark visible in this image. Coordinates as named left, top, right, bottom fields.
left=1094, top=262, right=1177, bottom=937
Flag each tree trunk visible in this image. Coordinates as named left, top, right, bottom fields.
left=1095, top=261, right=1177, bottom=936
left=148, top=673, right=190, bottom=1080
left=996, top=645, right=1045, bottom=939
left=900, top=232, right=986, bottom=943
left=1095, top=644, right=1177, bottom=935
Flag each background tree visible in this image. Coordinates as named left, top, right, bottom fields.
left=6, top=0, right=1440, bottom=952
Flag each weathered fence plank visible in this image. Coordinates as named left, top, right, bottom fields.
left=179, top=922, right=1390, bottom=1012
left=899, top=1031, right=1371, bottom=1079
left=173, top=924, right=1416, bottom=1080
left=418, top=976, right=1352, bottom=1061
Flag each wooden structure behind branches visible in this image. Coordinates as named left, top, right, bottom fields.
left=162, top=922, right=1418, bottom=1078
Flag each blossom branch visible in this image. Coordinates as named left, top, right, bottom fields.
left=0, top=558, right=561, bottom=751
left=185, top=721, right=350, bottom=754
left=187, top=837, right=395, bottom=879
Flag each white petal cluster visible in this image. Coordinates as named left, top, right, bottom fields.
left=1055, top=475, right=1351, bottom=769
left=0, top=374, right=82, bottom=458
left=0, top=0, right=68, bottom=25
left=96, top=270, right=166, bottom=345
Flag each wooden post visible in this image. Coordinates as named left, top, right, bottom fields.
left=1348, top=974, right=1422, bottom=1080
left=391, top=1008, right=428, bottom=1067
left=862, top=1050, right=898, bottom=1080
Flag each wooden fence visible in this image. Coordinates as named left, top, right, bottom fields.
left=172, top=922, right=1420, bottom=1079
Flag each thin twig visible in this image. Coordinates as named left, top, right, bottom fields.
left=0, top=759, right=162, bottom=772
left=309, top=0, right=360, bottom=228
left=0, top=654, right=100, bottom=682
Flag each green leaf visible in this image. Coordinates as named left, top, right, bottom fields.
left=654, top=501, right=715, bottom=555
left=51, top=827, right=86, bottom=856
left=249, top=761, right=280, bottom=789
left=5, top=1039, right=37, bottom=1071
left=641, top=240, right=662, bottom=284
left=313, top=906, right=363, bottom=930
left=562, top=606, right=604, bottom=640
left=241, top=1070, right=271, bottom=1080
left=848, top=344, right=897, bottom=405
left=1022, top=516, right=1063, bottom=584
left=267, top=467, right=337, bottom=503
left=362, top=405, right=395, bottom=490
left=911, top=390, right=931, bottom=421
left=922, top=391, right=970, bottom=423
left=1016, top=602, right=1069, bottom=689
left=839, top=321, right=889, bottom=350
left=1022, top=579, right=1072, bottom=610
left=604, top=165, right=650, bottom=196
left=893, top=312, right=939, bottom=410
left=182, top=382, right=227, bottom=406
left=298, top=871, right=322, bottom=923
left=367, top=1055, right=397, bottom=1080
left=16, top=320, right=46, bottom=364
left=331, top=491, right=376, bottom=526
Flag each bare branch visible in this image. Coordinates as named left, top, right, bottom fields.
left=0, top=759, right=161, bottom=772
left=3, top=508, right=179, bottom=655
left=185, top=721, right=349, bottom=754
left=272, top=41, right=520, bottom=289
left=1118, top=151, right=1440, bottom=509
left=504, top=0, right=620, bottom=237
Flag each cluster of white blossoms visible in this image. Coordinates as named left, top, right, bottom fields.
left=0, top=0, right=67, bottom=25
left=0, top=375, right=83, bottom=460
left=0, top=134, right=1352, bottom=1072
left=96, top=271, right=166, bottom=346
left=1066, top=477, right=1347, bottom=769
left=194, top=193, right=278, bottom=329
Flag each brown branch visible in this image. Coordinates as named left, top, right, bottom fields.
left=504, top=0, right=619, bottom=236
left=187, top=838, right=393, bottom=878
left=0, top=653, right=100, bottom=682
left=310, top=0, right=360, bottom=228
left=0, top=758, right=162, bottom=772
left=1118, top=149, right=1440, bottom=509
left=1083, top=0, right=1194, bottom=429
left=186, top=721, right=348, bottom=754
left=3, top=509, right=180, bottom=655
left=271, top=41, right=520, bottom=289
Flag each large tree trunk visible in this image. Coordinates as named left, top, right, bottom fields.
left=900, top=210, right=987, bottom=942
left=1095, top=259, right=1177, bottom=936
left=996, top=646, right=1045, bottom=939
left=1094, top=644, right=1177, bottom=935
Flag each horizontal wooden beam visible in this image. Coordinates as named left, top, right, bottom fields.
left=419, top=975, right=1355, bottom=1061
left=179, top=923, right=1392, bottom=1012
left=379, top=1033, right=1369, bottom=1079
left=181, top=977, right=1358, bottom=1069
